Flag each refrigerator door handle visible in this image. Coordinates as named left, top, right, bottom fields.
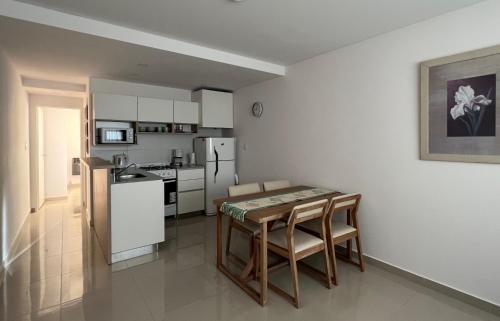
left=214, top=147, right=219, bottom=184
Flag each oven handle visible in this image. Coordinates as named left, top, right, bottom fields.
left=163, top=179, right=177, bottom=183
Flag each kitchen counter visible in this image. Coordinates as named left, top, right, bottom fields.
left=81, top=157, right=115, bottom=169
left=112, top=168, right=163, bottom=184
left=176, top=165, right=204, bottom=170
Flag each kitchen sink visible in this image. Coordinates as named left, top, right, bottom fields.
left=118, top=173, right=146, bottom=180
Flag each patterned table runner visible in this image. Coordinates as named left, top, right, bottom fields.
left=220, top=187, right=336, bottom=222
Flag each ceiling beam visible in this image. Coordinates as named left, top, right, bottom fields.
left=0, top=0, right=286, bottom=76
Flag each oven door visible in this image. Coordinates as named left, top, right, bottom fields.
left=163, top=179, right=177, bottom=205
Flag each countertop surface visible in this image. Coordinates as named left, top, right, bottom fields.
left=111, top=168, right=163, bottom=185
left=176, top=165, right=204, bottom=170
left=81, top=157, right=115, bottom=169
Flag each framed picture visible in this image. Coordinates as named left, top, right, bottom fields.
left=421, top=45, right=500, bottom=164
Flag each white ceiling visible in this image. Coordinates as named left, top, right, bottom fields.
left=15, top=0, right=483, bottom=65
left=0, top=17, right=279, bottom=90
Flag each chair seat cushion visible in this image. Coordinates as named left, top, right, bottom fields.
left=233, top=220, right=261, bottom=235
left=265, top=228, right=323, bottom=253
left=270, top=220, right=287, bottom=230
left=299, top=220, right=357, bottom=239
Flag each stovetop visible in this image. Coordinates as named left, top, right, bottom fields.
left=137, top=163, right=172, bottom=171
left=137, top=163, right=177, bottom=179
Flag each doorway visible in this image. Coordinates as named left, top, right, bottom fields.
left=34, top=106, right=81, bottom=208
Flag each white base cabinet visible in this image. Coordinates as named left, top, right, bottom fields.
left=177, top=168, right=205, bottom=215
left=111, top=180, right=164, bottom=254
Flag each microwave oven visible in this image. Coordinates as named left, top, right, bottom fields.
left=97, top=127, right=134, bottom=144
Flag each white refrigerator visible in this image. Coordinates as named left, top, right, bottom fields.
left=194, top=137, right=236, bottom=215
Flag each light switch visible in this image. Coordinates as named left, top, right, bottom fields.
left=243, top=143, right=247, bottom=151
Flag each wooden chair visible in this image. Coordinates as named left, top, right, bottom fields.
left=263, top=180, right=291, bottom=191
left=255, top=199, right=332, bottom=308
left=298, top=194, right=364, bottom=285
left=226, top=183, right=262, bottom=264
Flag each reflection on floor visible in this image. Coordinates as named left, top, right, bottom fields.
left=1, top=186, right=499, bottom=321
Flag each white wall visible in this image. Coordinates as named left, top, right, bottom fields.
left=234, top=0, right=500, bottom=306
left=89, top=78, right=191, bottom=101
left=0, top=48, right=30, bottom=264
left=65, top=108, right=81, bottom=186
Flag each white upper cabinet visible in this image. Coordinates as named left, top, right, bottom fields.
left=138, top=97, right=174, bottom=123
left=174, top=101, right=199, bottom=124
left=93, top=93, right=137, bottom=121
left=192, top=89, right=233, bottom=128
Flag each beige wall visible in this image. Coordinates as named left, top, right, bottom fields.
left=234, top=0, right=500, bottom=306
left=0, top=48, right=30, bottom=264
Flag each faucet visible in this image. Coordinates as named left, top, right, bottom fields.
left=113, top=163, right=137, bottom=181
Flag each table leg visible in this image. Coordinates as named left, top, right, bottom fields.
left=216, top=208, right=222, bottom=268
left=259, top=222, right=268, bottom=305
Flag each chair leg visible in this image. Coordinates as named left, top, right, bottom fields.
left=289, top=256, right=300, bottom=308
left=249, top=235, right=254, bottom=258
left=355, top=235, right=365, bottom=272
left=254, top=239, right=260, bottom=281
left=329, top=238, right=338, bottom=286
left=346, top=210, right=353, bottom=260
left=323, top=244, right=333, bottom=289
left=225, top=218, right=233, bottom=256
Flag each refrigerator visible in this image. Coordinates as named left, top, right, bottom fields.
left=194, top=137, right=236, bottom=215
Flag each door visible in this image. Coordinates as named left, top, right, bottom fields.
left=173, top=101, right=198, bottom=124
left=205, top=160, right=235, bottom=214
left=205, top=138, right=235, bottom=162
left=138, top=97, right=173, bottom=123
left=37, top=108, right=45, bottom=208
left=196, top=90, right=233, bottom=128
left=44, top=108, right=68, bottom=198
left=93, top=93, right=138, bottom=121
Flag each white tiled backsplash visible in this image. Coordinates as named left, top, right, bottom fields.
left=91, top=128, right=222, bottom=164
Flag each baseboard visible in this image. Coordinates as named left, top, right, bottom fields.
left=360, top=253, right=500, bottom=316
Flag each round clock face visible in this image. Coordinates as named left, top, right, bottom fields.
left=252, top=102, right=263, bottom=118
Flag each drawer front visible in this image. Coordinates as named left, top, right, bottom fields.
left=178, top=190, right=204, bottom=214
left=177, top=168, right=204, bottom=180
left=178, top=178, right=204, bottom=192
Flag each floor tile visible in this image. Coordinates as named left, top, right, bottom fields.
left=1, top=186, right=499, bottom=321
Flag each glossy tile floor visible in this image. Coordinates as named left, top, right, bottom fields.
left=1, top=186, right=499, bottom=321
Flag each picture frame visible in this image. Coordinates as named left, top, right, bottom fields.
left=421, top=45, right=500, bottom=164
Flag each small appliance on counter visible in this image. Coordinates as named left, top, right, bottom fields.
left=188, top=152, right=196, bottom=166
left=171, top=149, right=183, bottom=167
left=113, top=153, right=129, bottom=168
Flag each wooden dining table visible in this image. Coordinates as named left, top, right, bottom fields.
left=213, top=186, right=342, bottom=306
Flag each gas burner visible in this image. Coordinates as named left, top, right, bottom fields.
left=138, top=163, right=176, bottom=179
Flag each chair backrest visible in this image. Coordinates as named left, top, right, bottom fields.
left=228, top=183, right=261, bottom=197
left=287, top=199, right=329, bottom=227
left=326, top=193, right=361, bottom=221
left=263, top=180, right=291, bottom=191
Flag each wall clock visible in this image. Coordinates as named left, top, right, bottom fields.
left=252, top=102, right=263, bottom=118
